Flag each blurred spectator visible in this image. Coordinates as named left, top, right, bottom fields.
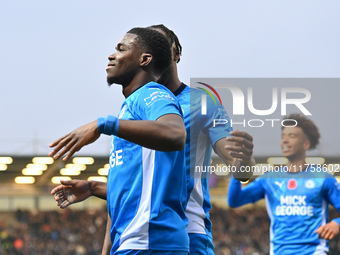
left=0, top=206, right=339, bottom=254
left=0, top=208, right=106, bottom=255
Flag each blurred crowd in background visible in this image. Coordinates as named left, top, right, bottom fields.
left=1, top=206, right=339, bottom=255
left=0, top=208, right=106, bottom=255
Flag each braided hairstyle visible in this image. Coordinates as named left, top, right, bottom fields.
left=148, top=24, right=182, bottom=63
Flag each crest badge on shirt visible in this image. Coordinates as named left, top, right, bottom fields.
left=288, top=179, right=297, bottom=190
left=305, top=179, right=315, bottom=189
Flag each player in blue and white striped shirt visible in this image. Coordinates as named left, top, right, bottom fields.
left=228, top=113, right=340, bottom=255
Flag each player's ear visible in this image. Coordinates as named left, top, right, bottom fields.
left=303, top=139, right=311, bottom=151
left=140, top=53, right=153, bottom=67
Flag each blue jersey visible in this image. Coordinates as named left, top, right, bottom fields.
left=107, top=82, right=189, bottom=254
left=174, top=84, right=232, bottom=238
left=228, top=166, right=340, bottom=255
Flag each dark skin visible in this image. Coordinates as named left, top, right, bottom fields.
left=50, top=32, right=186, bottom=255
left=52, top=179, right=106, bottom=209
left=49, top=33, right=186, bottom=161
left=51, top=29, right=255, bottom=255
left=51, top=131, right=253, bottom=255
left=154, top=27, right=255, bottom=175
left=51, top=129, right=254, bottom=208
left=106, top=34, right=154, bottom=97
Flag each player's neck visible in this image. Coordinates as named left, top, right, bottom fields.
left=166, top=76, right=182, bottom=93
left=163, top=64, right=182, bottom=93
left=122, top=72, right=156, bottom=98
left=286, top=157, right=307, bottom=173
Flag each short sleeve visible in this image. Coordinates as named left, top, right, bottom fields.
left=136, top=83, right=183, bottom=121
left=322, top=175, right=340, bottom=211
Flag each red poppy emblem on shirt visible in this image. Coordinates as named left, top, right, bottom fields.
left=288, top=179, right=297, bottom=190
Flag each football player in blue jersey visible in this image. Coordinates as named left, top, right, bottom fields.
left=228, top=113, right=340, bottom=255
left=49, top=27, right=190, bottom=255
left=51, top=25, right=255, bottom=255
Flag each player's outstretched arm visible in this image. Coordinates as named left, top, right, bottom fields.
left=117, top=113, right=186, bottom=151
left=315, top=221, right=340, bottom=240
left=49, top=120, right=100, bottom=161
left=49, top=114, right=185, bottom=161
left=51, top=180, right=107, bottom=209
left=228, top=177, right=264, bottom=207
left=214, top=129, right=255, bottom=181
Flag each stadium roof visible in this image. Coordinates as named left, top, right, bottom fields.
left=0, top=156, right=109, bottom=186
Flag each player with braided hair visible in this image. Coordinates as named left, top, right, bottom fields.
left=52, top=25, right=255, bottom=255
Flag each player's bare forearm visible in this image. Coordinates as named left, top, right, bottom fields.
left=49, top=114, right=185, bottom=161
left=89, top=180, right=107, bottom=200
left=51, top=180, right=92, bottom=208
left=117, top=114, right=186, bottom=151
left=51, top=180, right=107, bottom=209
left=101, top=213, right=112, bottom=255
left=213, top=130, right=255, bottom=181
left=49, top=120, right=100, bottom=161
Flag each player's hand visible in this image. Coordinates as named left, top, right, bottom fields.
left=51, top=180, right=92, bottom=209
left=315, top=221, right=340, bottom=240
left=225, top=130, right=254, bottom=165
left=49, top=120, right=100, bottom=161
